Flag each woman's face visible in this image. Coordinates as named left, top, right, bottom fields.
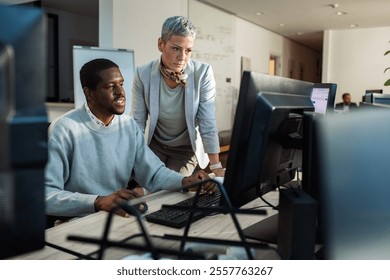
left=158, top=35, right=194, bottom=73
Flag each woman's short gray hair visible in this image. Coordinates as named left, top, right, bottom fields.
left=160, top=16, right=196, bottom=43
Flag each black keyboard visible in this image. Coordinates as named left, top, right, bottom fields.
left=145, top=191, right=221, bottom=228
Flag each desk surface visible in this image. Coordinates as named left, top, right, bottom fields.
left=12, top=190, right=280, bottom=260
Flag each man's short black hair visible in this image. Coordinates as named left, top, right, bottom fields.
left=80, top=58, right=119, bottom=90
left=342, top=92, right=351, bottom=98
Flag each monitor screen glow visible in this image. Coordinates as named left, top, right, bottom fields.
left=311, top=87, right=329, bottom=115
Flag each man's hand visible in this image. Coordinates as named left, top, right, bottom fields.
left=94, top=188, right=144, bottom=217
left=182, top=170, right=216, bottom=194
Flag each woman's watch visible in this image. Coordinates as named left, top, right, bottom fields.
left=209, top=162, right=222, bottom=170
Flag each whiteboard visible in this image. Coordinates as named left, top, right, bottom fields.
left=189, top=0, right=236, bottom=131
left=73, top=46, right=135, bottom=115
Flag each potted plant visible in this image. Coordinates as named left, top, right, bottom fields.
left=385, top=42, right=390, bottom=86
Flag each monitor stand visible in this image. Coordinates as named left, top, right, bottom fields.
left=242, top=213, right=279, bottom=244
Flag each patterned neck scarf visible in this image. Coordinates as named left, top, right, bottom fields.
left=159, top=60, right=188, bottom=86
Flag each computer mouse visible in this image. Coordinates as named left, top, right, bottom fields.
left=123, top=201, right=148, bottom=216
left=137, top=202, right=148, bottom=214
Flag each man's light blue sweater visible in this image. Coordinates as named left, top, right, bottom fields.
left=45, top=106, right=184, bottom=217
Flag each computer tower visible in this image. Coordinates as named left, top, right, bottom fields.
left=277, top=188, right=317, bottom=260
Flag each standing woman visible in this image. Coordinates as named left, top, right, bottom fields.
left=131, top=16, right=224, bottom=177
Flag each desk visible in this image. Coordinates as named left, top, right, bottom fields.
left=12, top=190, right=280, bottom=260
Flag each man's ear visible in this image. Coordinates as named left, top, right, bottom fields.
left=83, top=87, right=93, bottom=102
left=157, top=37, right=164, bottom=52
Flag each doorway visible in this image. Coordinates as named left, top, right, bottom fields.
left=269, top=55, right=280, bottom=76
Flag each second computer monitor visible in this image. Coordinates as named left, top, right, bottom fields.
left=310, top=83, right=337, bottom=115
left=223, top=71, right=315, bottom=208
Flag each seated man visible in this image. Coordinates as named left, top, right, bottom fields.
left=335, top=92, right=358, bottom=112
left=45, top=58, right=212, bottom=222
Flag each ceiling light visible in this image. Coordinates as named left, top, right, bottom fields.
left=279, top=23, right=285, bottom=27
left=256, top=11, right=265, bottom=16
left=297, top=32, right=304, bottom=35
left=329, top=3, right=339, bottom=9
left=349, top=24, right=359, bottom=28
left=336, top=11, right=348, bottom=16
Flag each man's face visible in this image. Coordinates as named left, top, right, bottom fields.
left=85, top=67, right=126, bottom=123
left=343, top=94, right=351, bottom=105
left=158, top=35, right=194, bottom=73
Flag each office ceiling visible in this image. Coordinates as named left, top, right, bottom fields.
left=198, top=0, right=390, bottom=52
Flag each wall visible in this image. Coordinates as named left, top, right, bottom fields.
left=42, top=5, right=98, bottom=121
left=99, top=0, right=188, bottom=66
left=282, top=39, right=321, bottom=83
left=235, top=18, right=284, bottom=77
left=323, top=26, right=390, bottom=104
left=189, top=1, right=236, bottom=131
left=234, top=18, right=321, bottom=86
left=44, top=6, right=98, bottom=102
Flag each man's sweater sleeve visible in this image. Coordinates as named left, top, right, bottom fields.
left=131, top=123, right=184, bottom=192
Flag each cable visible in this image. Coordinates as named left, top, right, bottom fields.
left=259, top=194, right=279, bottom=211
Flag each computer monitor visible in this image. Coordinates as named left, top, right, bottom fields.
left=0, top=5, right=48, bottom=259
left=310, top=83, right=337, bottom=115
left=372, top=93, right=390, bottom=105
left=365, top=89, right=383, bottom=99
left=363, top=90, right=384, bottom=103
left=304, top=108, right=390, bottom=259
left=301, top=112, right=325, bottom=246
left=359, top=101, right=390, bottom=110
left=222, top=71, right=314, bottom=243
left=223, top=71, right=314, bottom=207
left=302, top=102, right=390, bottom=256
left=366, top=89, right=383, bottom=94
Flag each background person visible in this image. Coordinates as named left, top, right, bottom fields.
left=335, top=92, right=358, bottom=112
